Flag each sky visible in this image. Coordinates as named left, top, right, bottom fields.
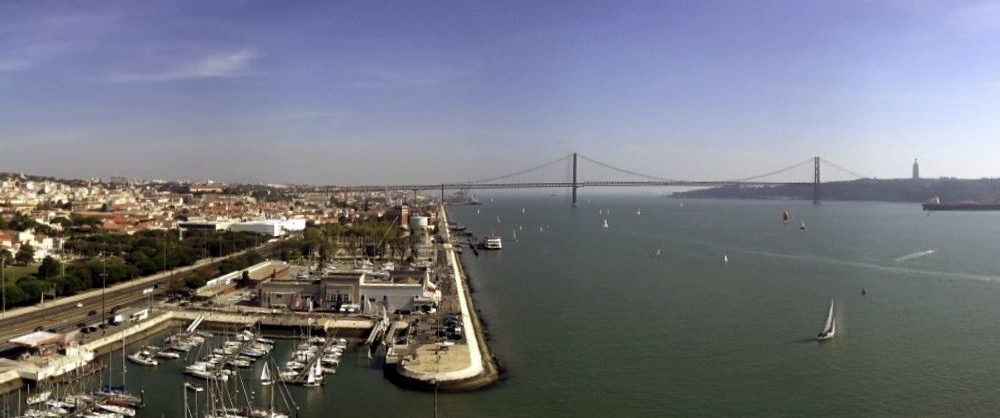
left=1, top=0, right=999, bottom=184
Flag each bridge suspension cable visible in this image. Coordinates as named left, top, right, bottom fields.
left=460, top=154, right=573, bottom=185
left=575, top=154, right=677, bottom=183
left=724, top=157, right=816, bottom=183
left=820, top=159, right=872, bottom=180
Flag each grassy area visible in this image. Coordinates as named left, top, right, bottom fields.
left=1, top=264, right=37, bottom=282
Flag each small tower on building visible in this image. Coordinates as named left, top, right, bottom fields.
left=912, top=158, right=920, bottom=180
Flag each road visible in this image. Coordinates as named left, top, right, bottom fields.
left=0, top=242, right=277, bottom=351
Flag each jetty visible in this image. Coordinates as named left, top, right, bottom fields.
left=388, top=205, right=500, bottom=391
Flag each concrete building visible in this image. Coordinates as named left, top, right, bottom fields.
left=409, top=215, right=430, bottom=231
left=178, top=220, right=232, bottom=232
left=282, top=218, right=307, bottom=232
left=230, top=220, right=284, bottom=237
left=259, top=268, right=439, bottom=314
left=912, top=158, right=920, bottom=180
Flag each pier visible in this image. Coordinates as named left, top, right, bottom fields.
left=389, top=205, right=500, bottom=391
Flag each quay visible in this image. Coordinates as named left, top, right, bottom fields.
left=387, top=205, right=501, bottom=391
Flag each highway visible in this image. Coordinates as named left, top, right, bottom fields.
left=0, top=242, right=277, bottom=352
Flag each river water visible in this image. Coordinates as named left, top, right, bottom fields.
left=50, top=195, right=1000, bottom=417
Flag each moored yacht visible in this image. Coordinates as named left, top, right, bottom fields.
left=481, top=234, right=502, bottom=250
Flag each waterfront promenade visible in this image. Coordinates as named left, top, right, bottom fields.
left=395, top=205, right=499, bottom=390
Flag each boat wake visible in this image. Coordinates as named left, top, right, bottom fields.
left=728, top=247, right=997, bottom=284
left=894, top=249, right=936, bottom=263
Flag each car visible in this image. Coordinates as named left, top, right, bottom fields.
left=75, top=302, right=84, bottom=308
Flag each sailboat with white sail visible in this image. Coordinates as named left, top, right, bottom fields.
left=817, top=299, right=836, bottom=341
left=260, top=363, right=273, bottom=386
left=602, top=219, right=609, bottom=229
left=800, top=220, right=807, bottom=230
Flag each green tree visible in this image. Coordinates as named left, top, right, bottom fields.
left=15, top=244, right=34, bottom=265
left=38, top=256, right=61, bottom=278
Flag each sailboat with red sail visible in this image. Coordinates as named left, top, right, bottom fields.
left=782, top=210, right=790, bottom=224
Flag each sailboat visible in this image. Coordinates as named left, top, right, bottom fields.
left=723, top=253, right=729, bottom=264
left=598, top=209, right=603, bottom=215
left=522, top=207, right=526, bottom=214
left=304, top=361, right=322, bottom=387
left=476, top=208, right=480, bottom=215
left=539, top=226, right=543, bottom=232
left=782, top=210, right=790, bottom=224
left=496, top=216, right=501, bottom=223
left=602, top=219, right=609, bottom=229
left=636, top=208, right=641, bottom=215
left=260, top=364, right=273, bottom=386
left=817, top=299, right=836, bottom=341
left=655, top=249, right=661, bottom=256
left=800, top=220, right=807, bottom=230
left=512, top=228, right=518, bottom=241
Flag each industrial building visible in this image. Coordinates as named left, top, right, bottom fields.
left=229, top=218, right=308, bottom=237
left=259, top=268, right=439, bottom=314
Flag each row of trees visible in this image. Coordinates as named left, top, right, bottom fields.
left=1, top=230, right=267, bottom=309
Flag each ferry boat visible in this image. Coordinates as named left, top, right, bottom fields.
left=481, top=235, right=502, bottom=250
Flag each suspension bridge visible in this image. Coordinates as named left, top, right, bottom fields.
left=336, top=153, right=870, bottom=206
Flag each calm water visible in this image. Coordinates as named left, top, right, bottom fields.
left=65, top=196, right=1000, bottom=416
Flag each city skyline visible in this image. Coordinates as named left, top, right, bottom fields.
left=2, top=1, right=1000, bottom=184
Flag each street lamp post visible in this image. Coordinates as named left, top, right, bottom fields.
left=2, top=256, right=6, bottom=318
left=100, top=256, right=108, bottom=335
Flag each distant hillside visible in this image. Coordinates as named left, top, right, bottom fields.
left=673, top=178, right=1000, bottom=203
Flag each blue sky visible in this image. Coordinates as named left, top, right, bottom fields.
left=1, top=0, right=999, bottom=184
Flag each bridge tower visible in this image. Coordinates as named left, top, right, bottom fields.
left=813, top=156, right=820, bottom=204
left=440, top=184, right=445, bottom=204
left=571, top=152, right=579, bottom=207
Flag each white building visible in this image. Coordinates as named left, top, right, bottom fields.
left=230, top=220, right=284, bottom=237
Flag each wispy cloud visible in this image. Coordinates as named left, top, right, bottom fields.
left=109, top=49, right=261, bottom=83
left=0, top=59, right=31, bottom=73
left=348, top=66, right=472, bottom=89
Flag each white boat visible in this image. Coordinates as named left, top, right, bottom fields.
left=655, top=249, right=661, bottom=256
left=26, top=390, right=51, bottom=405
left=602, top=219, right=609, bottom=229
left=155, top=350, right=181, bottom=359
left=512, top=228, right=517, bottom=241
left=127, top=352, right=158, bottom=366
left=636, top=208, right=641, bottom=215
left=496, top=216, right=501, bottom=223
left=521, top=207, right=525, bottom=214
left=261, top=364, right=273, bottom=386
left=723, top=253, right=729, bottom=264
left=482, top=235, right=502, bottom=250
left=97, top=403, right=136, bottom=417
left=817, top=299, right=836, bottom=341
left=303, top=366, right=320, bottom=387
left=800, top=220, right=807, bottom=230
left=476, top=208, right=480, bottom=214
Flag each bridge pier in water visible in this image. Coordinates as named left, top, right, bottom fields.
left=813, top=156, right=820, bottom=204
left=571, top=152, right=579, bottom=207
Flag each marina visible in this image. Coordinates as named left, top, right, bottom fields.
left=3, top=196, right=1000, bottom=416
